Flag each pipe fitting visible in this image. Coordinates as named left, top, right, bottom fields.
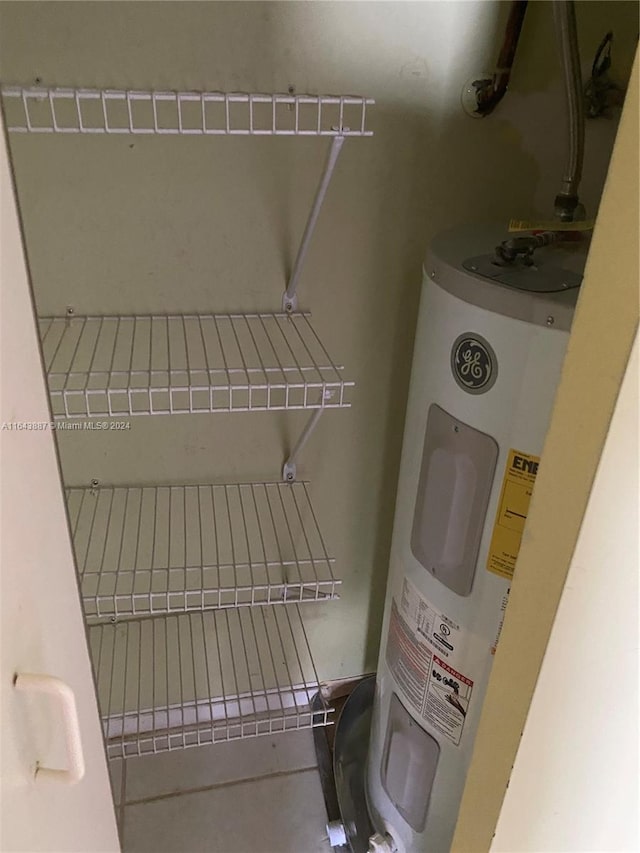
left=368, top=832, right=397, bottom=853
left=495, top=231, right=559, bottom=265
left=554, top=193, right=580, bottom=222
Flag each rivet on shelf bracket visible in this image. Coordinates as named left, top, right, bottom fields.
left=283, top=460, right=297, bottom=483
left=282, top=292, right=298, bottom=313
left=282, top=390, right=334, bottom=482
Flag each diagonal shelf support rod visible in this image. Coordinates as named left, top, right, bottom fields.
left=283, top=391, right=334, bottom=482
left=283, top=134, right=346, bottom=312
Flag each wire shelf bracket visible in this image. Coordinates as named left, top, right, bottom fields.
left=38, top=312, right=354, bottom=419
left=282, top=401, right=331, bottom=483
left=67, top=481, right=339, bottom=620
left=283, top=134, right=346, bottom=313
left=89, top=607, right=333, bottom=759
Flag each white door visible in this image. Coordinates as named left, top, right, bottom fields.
left=0, top=113, right=120, bottom=852
left=491, top=333, right=639, bottom=852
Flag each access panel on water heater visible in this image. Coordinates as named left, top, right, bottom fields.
left=411, top=404, right=498, bottom=596
left=381, top=693, right=440, bottom=833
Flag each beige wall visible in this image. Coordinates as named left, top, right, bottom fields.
left=453, top=50, right=639, bottom=853
left=1, top=1, right=637, bottom=680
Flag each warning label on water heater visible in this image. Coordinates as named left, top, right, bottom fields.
left=386, top=577, right=474, bottom=746
left=486, top=449, right=540, bottom=581
left=425, top=656, right=473, bottom=745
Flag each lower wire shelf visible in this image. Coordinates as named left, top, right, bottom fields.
left=68, top=481, right=339, bottom=619
left=90, top=606, right=332, bottom=759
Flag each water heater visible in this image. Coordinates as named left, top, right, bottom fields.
left=365, top=224, right=585, bottom=853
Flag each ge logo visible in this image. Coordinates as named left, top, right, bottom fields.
left=439, top=623, right=451, bottom=636
left=451, top=333, right=498, bottom=395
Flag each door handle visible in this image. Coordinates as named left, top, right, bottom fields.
left=14, top=673, right=86, bottom=785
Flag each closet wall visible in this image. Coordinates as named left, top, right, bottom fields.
left=1, top=0, right=637, bottom=680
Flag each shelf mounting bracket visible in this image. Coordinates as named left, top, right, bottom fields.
left=283, top=390, right=334, bottom=482
left=283, top=132, right=347, bottom=313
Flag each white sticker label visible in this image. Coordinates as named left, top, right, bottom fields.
left=425, top=656, right=473, bottom=746
left=400, top=576, right=461, bottom=660
left=491, top=588, right=510, bottom=656
left=386, top=598, right=431, bottom=713
left=386, top=576, right=474, bottom=746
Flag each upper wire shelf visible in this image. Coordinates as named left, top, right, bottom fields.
left=1, top=87, right=374, bottom=136
left=39, top=312, right=353, bottom=418
left=68, top=481, right=339, bottom=620
left=90, top=606, right=332, bottom=758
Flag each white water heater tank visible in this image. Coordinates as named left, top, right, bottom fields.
left=366, top=224, right=585, bottom=853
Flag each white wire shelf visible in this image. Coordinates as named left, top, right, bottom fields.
left=67, top=482, right=339, bottom=620
left=1, top=86, right=374, bottom=136
left=39, top=312, right=353, bottom=418
left=89, top=607, right=332, bottom=758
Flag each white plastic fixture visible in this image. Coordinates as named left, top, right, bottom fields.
left=14, top=673, right=86, bottom=785
left=326, top=821, right=348, bottom=847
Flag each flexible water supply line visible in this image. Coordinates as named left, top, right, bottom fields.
left=553, top=0, right=585, bottom=221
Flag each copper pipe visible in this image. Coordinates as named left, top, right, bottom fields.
left=475, top=0, right=528, bottom=117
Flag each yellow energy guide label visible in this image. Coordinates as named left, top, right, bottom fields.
left=487, top=449, right=540, bottom=580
